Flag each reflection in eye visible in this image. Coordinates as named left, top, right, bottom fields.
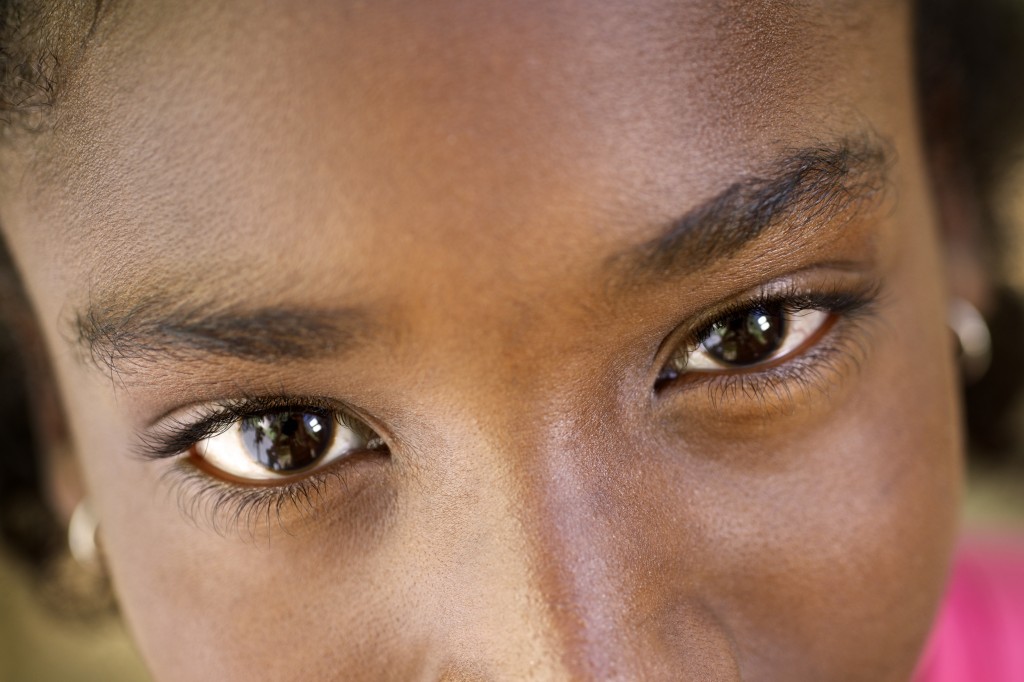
left=195, top=410, right=384, bottom=481
left=660, top=302, right=832, bottom=380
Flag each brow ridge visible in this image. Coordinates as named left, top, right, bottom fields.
left=610, top=134, right=893, bottom=284
left=74, top=299, right=369, bottom=377
left=74, top=136, right=890, bottom=378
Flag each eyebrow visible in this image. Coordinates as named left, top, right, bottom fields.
left=75, top=135, right=890, bottom=378
left=74, top=301, right=371, bottom=377
left=607, top=134, right=893, bottom=285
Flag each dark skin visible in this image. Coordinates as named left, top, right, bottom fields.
left=0, top=0, right=967, bottom=679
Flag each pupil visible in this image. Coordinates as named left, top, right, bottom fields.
left=703, top=304, right=787, bottom=366
left=240, top=412, right=334, bottom=473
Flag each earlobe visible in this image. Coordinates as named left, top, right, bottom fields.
left=933, top=173, right=997, bottom=384
left=922, top=84, right=996, bottom=319
left=943, top=235, right=994, bottom=322
left=43, top=441, right=86, bottom=530
left=931, top=149, right=995, bottom=319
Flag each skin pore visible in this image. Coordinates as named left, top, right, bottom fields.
left=0, top=0, right=964, bottom=680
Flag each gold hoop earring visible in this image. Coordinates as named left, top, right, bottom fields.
left=68, top=499, right=100, bottom=567
left=949, top=297, right=992, bottom=382
left=38, top=499, right=116, bottom=619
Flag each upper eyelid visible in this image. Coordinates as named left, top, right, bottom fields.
left=659, top=280, right=871, bottom=355
left=653, top=278, right=883, bottom=381
left=691, top=297, right=830, bottom=346
left=136, top=412, right=236, bottom=462
left=136, top=396, right=380, bottom=462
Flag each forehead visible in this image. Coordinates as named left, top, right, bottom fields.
left=16, top=0, right=907, bottom=304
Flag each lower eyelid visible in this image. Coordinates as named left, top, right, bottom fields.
left=161, top=448, right=389, bottom=537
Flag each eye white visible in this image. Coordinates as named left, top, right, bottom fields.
left=685, top=309, right=830, bottom=371
left=195, top=415, right=368, bottom=481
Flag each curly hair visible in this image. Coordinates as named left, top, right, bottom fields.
left=0, top=0, right=105, bottom=138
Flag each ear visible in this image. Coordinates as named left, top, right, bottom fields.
left=24, top=315, right=83, bottom=529
left=0, top=238, right=84, bottom=530
left=41, top=428, right=84, bottom=530
left=929, top=139, right=995, bottom=315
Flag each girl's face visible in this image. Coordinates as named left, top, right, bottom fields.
left=2, top=0, right=963, bottom=679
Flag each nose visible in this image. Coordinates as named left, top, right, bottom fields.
left=410, top=416, right=745, bottom=681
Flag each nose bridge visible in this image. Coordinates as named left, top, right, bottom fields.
left=433, top=394, right=743, bottom=681
left=518, top=428, right=741, bottom=680
left=402, top=295, right=742, bottom=679
left=519, top=414, right=642, bottom=654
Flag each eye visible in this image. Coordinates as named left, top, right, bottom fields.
left=659, top=302, right=832, bottom=381
left=194, top=410, right=385, bottom=482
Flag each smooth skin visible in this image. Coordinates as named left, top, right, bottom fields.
left=1, top=0, right=965, bottom=680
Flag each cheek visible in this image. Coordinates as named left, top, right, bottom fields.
left=685, top=390, right=961, bottom=680
left=660, top=218, right=962, bottom=677
left=56, top=380, right=411, bottom=680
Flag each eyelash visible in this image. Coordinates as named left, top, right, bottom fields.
left=139, top=279, right=883, bottom=534
left=656, top=278, right=883, bottom=406
left=138, top=395, right=386, bottom=536
left=158, top=459, right=352, bottom=538
left=139, top=395, right=373, bottom=461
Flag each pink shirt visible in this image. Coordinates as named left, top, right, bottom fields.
left=913, top=539, right=1024, bottom=682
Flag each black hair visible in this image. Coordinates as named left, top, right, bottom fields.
left=0, top=0, right=95, bottom=136
left=1, top=0, right=1024, bottom=575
